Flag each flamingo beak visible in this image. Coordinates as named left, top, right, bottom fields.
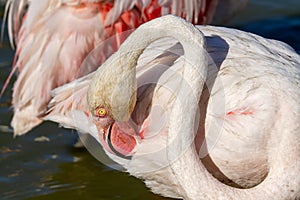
left=99, top=120, right=141, bottom=159
left=114, top=120, right=139, bottom=137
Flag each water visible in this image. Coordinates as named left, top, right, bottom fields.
left=0, top=1, right=300, bottom=199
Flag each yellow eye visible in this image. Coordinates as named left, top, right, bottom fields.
left=96, top=107, right=107, bottom=117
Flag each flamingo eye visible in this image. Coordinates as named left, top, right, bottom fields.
left=95, top=107, right=107, bottom=118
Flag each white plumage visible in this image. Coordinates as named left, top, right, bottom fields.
left=45, top=15, right=300, bottom=199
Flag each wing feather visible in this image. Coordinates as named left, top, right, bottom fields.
left=45, top=72, right=94, bottom=130
left=9, top=1, right=110, bottom=135
left=105, top=0, right=217, bottom=26
left=2, top=0, right=29, bottom=48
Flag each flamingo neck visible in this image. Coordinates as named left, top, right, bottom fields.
left=88, top=15, right=207, bottom=121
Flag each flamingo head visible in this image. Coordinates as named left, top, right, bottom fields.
left=87, top=57, right=139, bottom=158
left=87, top=53, right=138, bottom=121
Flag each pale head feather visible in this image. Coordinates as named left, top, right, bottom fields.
left=87, top=51, right=139, bottom=122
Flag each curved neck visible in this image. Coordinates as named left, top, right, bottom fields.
left=88, top=15, right=207, bottom=120
left=116, top=15, right=207, bottom=76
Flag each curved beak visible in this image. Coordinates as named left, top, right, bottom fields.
left=101, top=120, right=142, bottom=159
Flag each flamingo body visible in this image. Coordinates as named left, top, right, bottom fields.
left=45, top=16, right=300, bottom=199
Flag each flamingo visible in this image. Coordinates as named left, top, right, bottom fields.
left=45, top=15, right=300, bottom=199
left=1, top=0, right=248, bottom=136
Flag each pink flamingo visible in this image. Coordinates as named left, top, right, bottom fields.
left=46, top=15, right=300, bottom=199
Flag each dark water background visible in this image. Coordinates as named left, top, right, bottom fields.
left=0, top=0, right=300, bottom=199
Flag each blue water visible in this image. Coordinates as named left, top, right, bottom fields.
left=236, top=16, right=300, bottom=53
left=0, top=0, right=300, bottom=199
